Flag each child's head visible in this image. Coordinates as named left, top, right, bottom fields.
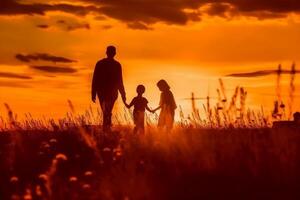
left=157, top=79, right=170, bottom=92
left=136, top=84, right=145, bottom=95
left=294, top=112, right=300, bottom=123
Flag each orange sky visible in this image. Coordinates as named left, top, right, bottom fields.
left=0, top=0, right=300, bottom=120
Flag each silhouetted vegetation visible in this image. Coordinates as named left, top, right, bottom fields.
left=0, top=102, right=300, bottom=200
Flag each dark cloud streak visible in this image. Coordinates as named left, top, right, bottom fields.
left=30, top=65, right=78, bottom=74
left=0, top=0, right=97, bottom=16
left=0, top=72, right=32, bottom=79
left=0, top=80, right=32, bottom=88
left=36, top=24, right=49, bottom=29
left=15, top=53, right=76, bottom=63
left=227, top=69, right=300, bottom=77
left=127, top=22, right=152, bottom=30
left=66, top=23, right=90, bottom=31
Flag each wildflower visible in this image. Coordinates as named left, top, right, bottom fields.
left=103, top=147, right=111, bottom=152
left=69, top=176, right=78, bottom=182
left=35, top=185, right=43, bottom=197
left=124, top=196, right=130, bottom=200
left=38, top=174, right=48, bottom=182
left=10, top=176, right=19, bottom=183
left=114, top=147, right=123, bottom=157
left=82, top=184, right=91, bottom=190
left=42, top=143, right=50, bottom=149
left=55, top=153, right=68, bottom=161
left=10, top=194, right=20, bottom=200
left=84, top=171, right=93, bottom=176
left=49, top=138, right=58, bottom=144
left=23, top=189, right=32, bottom=200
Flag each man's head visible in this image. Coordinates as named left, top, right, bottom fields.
left=106, top=45, right=116, bottom=59
left=136, top=85, right=145, bottom=95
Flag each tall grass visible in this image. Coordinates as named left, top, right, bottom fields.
left=1, top=125, right=299, bottom=199
left=0, top=78, right=299, bottom=199
left=2, top=62, right=299, bottom=131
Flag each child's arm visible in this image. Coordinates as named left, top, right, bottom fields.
left=126, top=99, right=134, bottom=109
left=146, top=105, right=155, bottom=113
left=152, top=106, right=161, bottom=112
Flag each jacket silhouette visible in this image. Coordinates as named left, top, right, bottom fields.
left=92, top=46, right=126, bottom=131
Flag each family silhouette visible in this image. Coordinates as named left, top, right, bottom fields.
left=92, top=46, right=177, bottom=132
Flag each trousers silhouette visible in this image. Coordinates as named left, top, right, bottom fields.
left=99, top=95, right=117, bottom=131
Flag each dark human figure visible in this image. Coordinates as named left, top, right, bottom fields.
left=126, top=85, right=154, bottom=134
left=92, top=46, right=126, bottom=131
left=294, top=112, right=300, bottom=124
left=153, top=80, right=177, bottom=130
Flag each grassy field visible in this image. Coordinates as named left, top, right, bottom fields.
left=1, top=124, right=300, bottom=200
left=1, top=78, right=299, bottom=200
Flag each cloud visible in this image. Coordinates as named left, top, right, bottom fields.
left=0, top=80, right=32, bottom=88
left=0, top=72, right=32, bottom=79
left=83, top=0, right=300, bottom=23
left=101, top=25, right=112, bottom=29
left=67, top=23, right=90, bottom=31
left=226, top=0, right=300, bottom=14
left=1, top=0, right=300, bottom=27
left=127, top=22, right=152, bottom=30
left=205, top=3, right=236, bottom=18
left=0, top=0, right=97, bottom=16
left=36, top=24, right=49, bottom=29
left=57, top=19, right=66, bottom=24
left=226, top=69, right=300, bottom=77
left=30, top=65, right=78, bottom=73
left=97, top=2, right=189, bottom=25
left=15, top=53, right=77, bottom=63
left=0, top=0, right=202, bottom=25
left=56, top=20, right=90, bottom=31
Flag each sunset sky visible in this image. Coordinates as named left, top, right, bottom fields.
left=0, top=0, right=300, bottom=120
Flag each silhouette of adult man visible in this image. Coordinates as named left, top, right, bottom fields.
left=92, top=46, right=126, bottom=131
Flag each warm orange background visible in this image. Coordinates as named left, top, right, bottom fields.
left=0, top=1, right=299, bottom=120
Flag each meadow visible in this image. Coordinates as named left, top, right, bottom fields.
left=0, top=101, right=300, bottom=200
left=0, top=77, right=299, bottom=200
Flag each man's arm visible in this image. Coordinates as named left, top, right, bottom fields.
left=91, top=63, right=99, bottom=102
left=118, top=63, right=126, bottom=102
left=126, top=99, right=134, bottom=109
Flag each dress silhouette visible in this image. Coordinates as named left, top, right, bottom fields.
left=153, top=80, right=177, bottom=130
left=92, top=46, right=126, bottom=131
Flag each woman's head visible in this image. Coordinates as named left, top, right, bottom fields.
left=157, top=79, right=170, bottom=91
left=136, top=84, right=145, bottom=95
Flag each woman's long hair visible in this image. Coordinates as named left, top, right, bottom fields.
left=157, top=79, right=170, bottom=91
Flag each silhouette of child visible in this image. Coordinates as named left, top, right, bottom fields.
left=126, top=85, right=154, bottom=134
left=294, top=112, right=300, bottom=124
left=153, top=80, right=177, bottom=130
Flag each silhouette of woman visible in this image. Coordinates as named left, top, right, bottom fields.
left=153, top=80, right=177, bottom=130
